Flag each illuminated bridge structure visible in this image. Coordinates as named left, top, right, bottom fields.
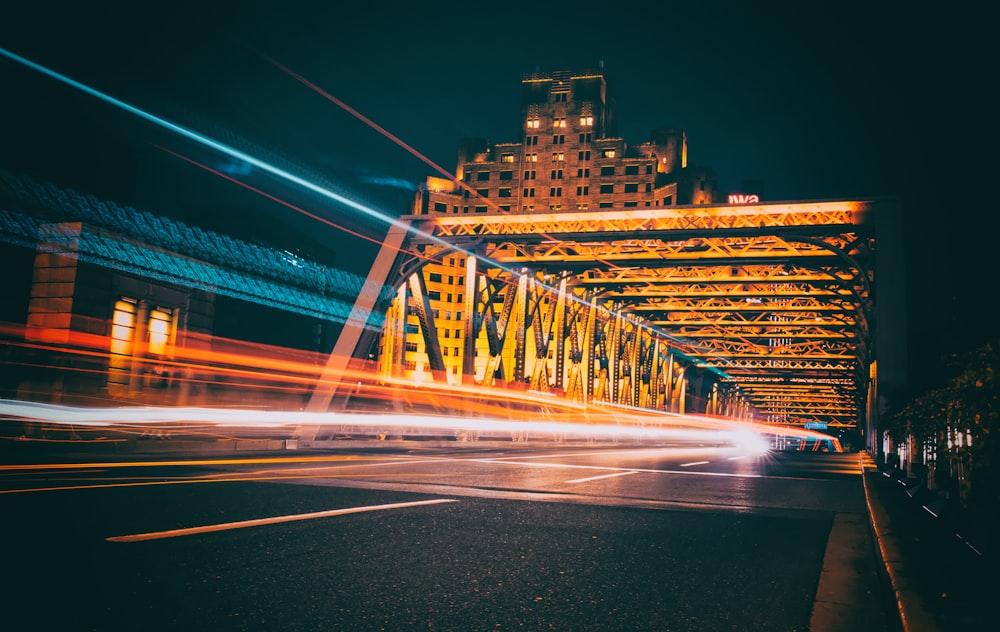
left=318, top=198, right=900, bottom=440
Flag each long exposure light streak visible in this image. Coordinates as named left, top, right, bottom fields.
left=0, top=46, right=717, bottom=392
left=0, top=398, right=836, bottom=450
left=0, top=47, right=467, bottom=263
left=154, top=145, right=409, bottom=252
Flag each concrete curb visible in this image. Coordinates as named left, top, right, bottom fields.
left=861, top=452, right=939, bottom=632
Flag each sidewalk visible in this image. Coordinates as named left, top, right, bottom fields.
left=862, top=452, right=994, bottom=631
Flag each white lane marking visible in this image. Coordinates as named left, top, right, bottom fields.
left=727, top=455, right=747, bottom=460
left=565, top=470, right=639, bottom=484
left=680, top=461, right=710, bottom=467
left=107, top=498, right=457, bottom=543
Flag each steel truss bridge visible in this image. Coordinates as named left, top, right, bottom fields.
left=317, top=200, right=889, bottom=431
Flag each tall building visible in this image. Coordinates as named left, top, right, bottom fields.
left=413, top=68, right=720, bottom=217
left=394, top=68, right=723, bottom=387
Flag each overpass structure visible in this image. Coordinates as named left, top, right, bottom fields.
left=316, top=198, right=897, bottom=438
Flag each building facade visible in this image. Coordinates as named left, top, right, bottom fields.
left=414, top=68, right=720, bottom=218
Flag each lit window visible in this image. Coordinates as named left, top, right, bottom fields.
left=603, top=149, right=616, bottom=158
left=147, top=308, right=172, bottom=356
left=527, top=118, right=540, bottom=129
left=552, top=152, right=564, bottom=162
left=109, top=298, right=137, bottom=389
left=553, top=117, right=566, bottom=128
left=550, top=204, right=562, bottom=210
left=501, top=153, right=514, bottom=163
left=576, top=203, right=589, bottom=209
left=579, top=115, right=593, bottom=126
left=526, top=153, right=538, bottom=162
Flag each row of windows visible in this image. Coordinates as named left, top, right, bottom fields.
left=428, top=272, right=465, bottom=285
left=522, top=186, right=656, bottom=199
left=525, top=114, right=591, bottom=129
left=435, top=197, right=677, bottom=214
left=495, top=182, right=655, bottom=198
left=526, top=134, right=585, bottom=146
left=469, top=166, right=652, bottom=183
left=515, top=198, right=666, bottom=210
left=522, top=150, right=590, bottom=162
left=470, top=154, right=650, bottom=183
left=426, top=290, right=465, bottom=303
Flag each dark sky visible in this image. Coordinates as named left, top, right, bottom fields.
left=1, top=2, right=996, bottom=384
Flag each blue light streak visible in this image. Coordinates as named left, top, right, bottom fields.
left=0, top=46, right=458, bottom=257
left=0, top=46, right=717, bottom=376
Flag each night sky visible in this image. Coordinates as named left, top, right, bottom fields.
left=1, top=2, right=995, bottom=388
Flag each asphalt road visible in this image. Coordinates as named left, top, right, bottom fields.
left=0, top=444, right=899, bottom=631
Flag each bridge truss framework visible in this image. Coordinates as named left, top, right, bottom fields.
left=326, top=199, right=889, bottom=431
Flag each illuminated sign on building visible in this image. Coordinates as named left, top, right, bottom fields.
left=728, top=194, right=760, bottom=204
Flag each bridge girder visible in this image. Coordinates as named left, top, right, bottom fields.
left=364, top=200, right=881, bottom=428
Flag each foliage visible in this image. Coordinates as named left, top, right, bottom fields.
left=885, top=337, right=999, bottom=509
